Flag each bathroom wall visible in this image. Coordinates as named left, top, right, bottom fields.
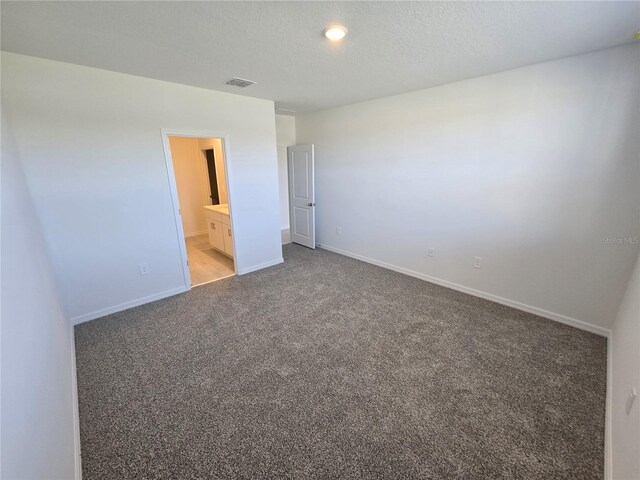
left=169, top=136, right=209, bottom=237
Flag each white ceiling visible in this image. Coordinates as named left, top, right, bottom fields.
left=1, top=1, right=639, bottom=113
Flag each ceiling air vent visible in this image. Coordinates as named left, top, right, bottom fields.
left=225, top=77, right=256, bottom=88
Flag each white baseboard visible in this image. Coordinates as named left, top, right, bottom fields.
left=71, top=255, right=285, bottom=324
left=238, top=257, right=284, bottom=275
left=185, top=229, right=207, bottom=238
left=281, top=228, right=291, bottom=244
left=71, top=328, right=82, bottom=479
left=71, top=286, right=189, bottom=325
left=318, top=243, right=610, bottom=337
left=605, top=332, right=613, bottom=480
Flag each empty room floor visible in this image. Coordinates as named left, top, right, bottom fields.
left=185, top=234, right=235, bottom=286
left=74, top=244, right=607, bottom=479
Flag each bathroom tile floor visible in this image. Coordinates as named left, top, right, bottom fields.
left=185, top=234, right=235, bottom=286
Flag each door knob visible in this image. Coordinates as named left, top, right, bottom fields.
left=307, top=203, right=316, bottom=207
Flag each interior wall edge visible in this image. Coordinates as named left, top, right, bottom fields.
left=605, top=334, right=613, bottom=480
left=281, top=228, right=291, bottom=245
left=71, top=329, right=82, bottom=480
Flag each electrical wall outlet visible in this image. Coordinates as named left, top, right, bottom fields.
left=427, top=247, right=435, bottom=257
left=473, top=256, right=482, bottom=269
left=336, top=226, right=342, bottom=236
left=138, top=263, right=150, bottom=275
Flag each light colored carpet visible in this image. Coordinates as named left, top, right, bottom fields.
left=75, top=244, right=606, bottom=479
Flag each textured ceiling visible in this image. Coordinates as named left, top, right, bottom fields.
left=1, top=1, right=639, bottom=113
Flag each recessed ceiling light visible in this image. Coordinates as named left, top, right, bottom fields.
left=323, top=24, right=348, bottom=42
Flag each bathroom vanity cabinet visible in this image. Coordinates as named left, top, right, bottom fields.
left=202, top=205, right=233, bottom=258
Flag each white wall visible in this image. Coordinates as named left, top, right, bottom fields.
left=1, top=52, right=282, bottom=323
left=296, top=44, right=639, bottom=332
left=1, top=112, right=78, bottom=479
left=610, top=252, right=640, bottom=480
left=275, top=114, right=296, bottom=242
left=169, top=136, right=209, bottom=237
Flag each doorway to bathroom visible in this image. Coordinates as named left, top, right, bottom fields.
left=163, top=132, right=236, bottom=287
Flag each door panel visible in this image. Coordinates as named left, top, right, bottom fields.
left=293, top=207, right=310, bottom=237
left=288, top=145, right=315, bottom=249
left=292, top=156, right=309, bottom=199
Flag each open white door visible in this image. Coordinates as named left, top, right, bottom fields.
left=288, top=144, right=315, bottom=249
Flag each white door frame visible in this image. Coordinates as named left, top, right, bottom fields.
left=160, top=129, right=239, bottom=289
left=288, top=144, right=316, bottom=249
